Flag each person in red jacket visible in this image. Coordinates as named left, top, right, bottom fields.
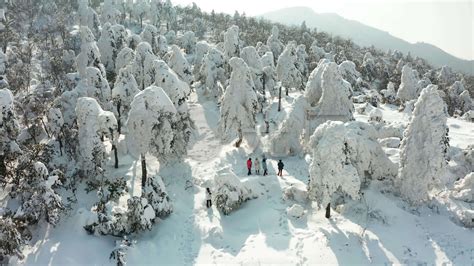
left=247, top=158, right=252, bottom=175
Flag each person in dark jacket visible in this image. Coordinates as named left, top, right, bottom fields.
left=206, top=187, right=212, bottom=208
left=277, top=160, right=284, bottom=176
left=247, top=158, right=252, bottom=175
left=262, top=156, right=268, bottom=176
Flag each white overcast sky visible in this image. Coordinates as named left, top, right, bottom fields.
left=172, top=0, right=473, bottom=60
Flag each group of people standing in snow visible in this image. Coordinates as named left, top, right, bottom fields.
left=246, top=155, right=284, bottom=177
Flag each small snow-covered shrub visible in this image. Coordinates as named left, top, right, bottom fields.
left=283, top=183, right=308, bottom=204
left=142, top=175, right=172, bottom=218
left=396, top=64, right=420, bottom=102
left=287, top=204, right=305, bottom=218
left=369, top=108, right=383, bottom=122
left=451, top=172, right=474, bottom=203
left=214, top=172, right=256, bottom=215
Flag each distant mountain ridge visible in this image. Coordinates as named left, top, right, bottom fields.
left=261, top=6, right=474, bottom=75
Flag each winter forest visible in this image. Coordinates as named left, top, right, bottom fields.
left=0, top=0, right=473, bottom=264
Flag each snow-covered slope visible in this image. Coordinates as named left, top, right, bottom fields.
left=21, top=90, right=474, bottom=265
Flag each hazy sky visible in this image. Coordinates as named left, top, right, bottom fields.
left=172, top=0, right=473, bottom=60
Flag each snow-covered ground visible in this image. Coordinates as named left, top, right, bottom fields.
left=20, top=91, right=474, bottom=265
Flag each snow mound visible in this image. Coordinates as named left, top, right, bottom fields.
left=286, top=204, right=305, bottom=218
left=451, top=172, right=474, bottom=203
left=283, top=183, right=308, bottom=204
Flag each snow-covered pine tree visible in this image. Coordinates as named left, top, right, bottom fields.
left=97, top=22, right=127, bottom=74
left=76, top=26, right=106, bottom=78
left=304, top=59, right=330, bottom=106
left=0, top=88, right=20, bottom=177
left=112, top=65, right=140, bottom=134
left=101, top=0, right=121, bottom=24
left=218, top=57, right=258, bottom=146
left=396, top=64, right=420, bottom=103
left=200, top=47, right=226, bottom=99
left=131, top=42, right=158, bottom=90
left=179, top=31, right=197, bottom=55
left=224, top=25, right=240, bottom=59
left=166, top=45, right=193, bottom=85
left=266, top=26, right=284, bottom=63
left=127, top=86, right=177, bottom=186
left=276, top=42, right=303, bottom=95
left=398, top=85, right=449, bottom=205
left=78, top=0, right=101, bottom=38
left=241, top=46, right=264, bottom=94
left=115, top=47, right=135, bottom=75
left=193, top=41, right=209, bottom=83
left=296, top=44, right=309, bottom=82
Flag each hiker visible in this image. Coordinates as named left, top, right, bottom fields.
left=277, top=159, right=284, bottom=176
left=262, top=156, right=268, bottom=176
left=206, top=187, right=212, bottom=208
left=247, top=158, right=252, bottom=175
left=254, top=158, right=260, bottom=175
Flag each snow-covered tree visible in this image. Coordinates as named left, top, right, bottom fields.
left=127, top=86, right=177, bottom=185
left=296, top=44, right=309, bottom=81
left=155, top=34, right=168, bottom=58
left=338, top=60, right=360, bottom=88
left=131, top=42, right=158, bottom=90
left=133, top=0, right=149, bottom=28
left=166, top=45, right=193, bottom=85
left=76, top=67, right=112, bottom=110
left=78, top=0, right=101, bottom=37
left=115, top=47, right=135, bottom=75
left=193, top=41, right=209, bottom=82
left=266, top=26, right=283, bottom=63
left=381, top=81, right=397, bottom=104
left=47, top=108, right=65, bottom=154
left=112, top=65, right=140, bottom=134
left=218, top=57, right=258, bottom=145
left=276, top=42, right=303, bottom=94
left=447, top=81, right=472, bottom=115
left=261, top=51, right=274, bottom=69
left=76, top=26, right=106, bottom=78
left=224, top=25, right=240, bottom=59
left=76, top=97, right=117, bottom=177
left=0, top=88, right=20, bottom=176
left=308, top=120, right=396, bottom=217
left=97, top=23, right=127, bottom=73
left=270, top=96, right=308, bottom=156
left=398, top=85, right=449, bottom=205
left=361, top=52, right=376, bottom=81
left=179, top=31, right=197, bottom=55
left=140, top=24, right=159, bottom=52
left=200, top=47, right=226, bottom=99
left=397, top=64, right=420, bottom=102
left=263, top=65, right=278, bottom=98
left=214, top=172, right=256, bottom=215
left=241, top=46, right=263, bottom=93
left=315, top=62, right=354, bottom=124
left=101, top=0, right=121, bottom=24
left=304, top=59, right=330, bottom=106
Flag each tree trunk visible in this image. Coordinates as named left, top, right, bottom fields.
left=235, top=128, right=243, bottom=147
left=113, top=145, right=119, bottom=169
left=58, top=136, right=63, bottom=156
left=117, top=100, right=122, bottom=134
left=325, top=203, right=331, bottom=219
left=0, top=155, right=6, bottom=178
left=141, top=153, right=147, bottom=188
left=286, top=87, right=289, bottom=96
left=278, top=86, right=282, bottom=112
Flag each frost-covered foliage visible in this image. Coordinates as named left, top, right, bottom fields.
left=263, top=65, right=278, bottom=98
left=97, top=23, right=127, bottom=73
left=179, top=31, right=197, bottom=55
left=308, top=120, right=397, bottom=208
left=397, top=64, right=420, bottom=102
left=167, top=45, right=193, bottom=85
left=0, top=215, right=26, bottom=260
left=76, top=67, right=112, bottom=109
left=447, top=81, right=472, bottom=116
left=214, top=172, right=256, bottom=215
left=140, top=24, right=159, bottom=51
left=261, top=51, right=275, bottom=69
left=200, top=47, right=226, bottom=98
left=276, top=42, right=303, bottom=91
left=76, top=97, right=117, bottom=177
left=315, top=62, right=354, bottom=124
left=78, top=0, right=101, bottom=37
left=115, top=47, right=135, bottom=75
left=0, top=89, right=20, bottom=166
left=381, top=82, right=397, bottom=104
left=338, top=60, right=360, bottom=87
left=270, top=96, right=308, bottom=156
left=193, top=41, right=209, bottom=82
left=224, top=25, right=240, bottom=59
left=127, top=86, right=178, bottom=161
left=0, top=51, right=6, bottom=75
left=112, top=65, right=140, bottom=133
left=241, top=46, right=263, bottom=93
left=295, top=44, right=308, bottom=80
left=85, top=175, right=171, bottom=236
left=361, top=52, right=376, bottom=81
left=266, top=26, right=284, bottom=63
left=304, top=59, right=330, bottom=106
left=76, top=26, right=106, bottom=78
left=218, top=57, right=258, bottom=143
left=398, top=85, right=449, bottom=205
left=131, top=42, right=158, bottom=90
left=153, top=60, right=193, bottom=161
left=101, top=0, right=121, bottom=24
left=13, top=162, right=64, bottom=226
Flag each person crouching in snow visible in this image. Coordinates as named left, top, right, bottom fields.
left=206, top=187, right=212, bottom=208
left=254, top=158, right=260, bottom=175
left=247, top=158, right=252, bottom=175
